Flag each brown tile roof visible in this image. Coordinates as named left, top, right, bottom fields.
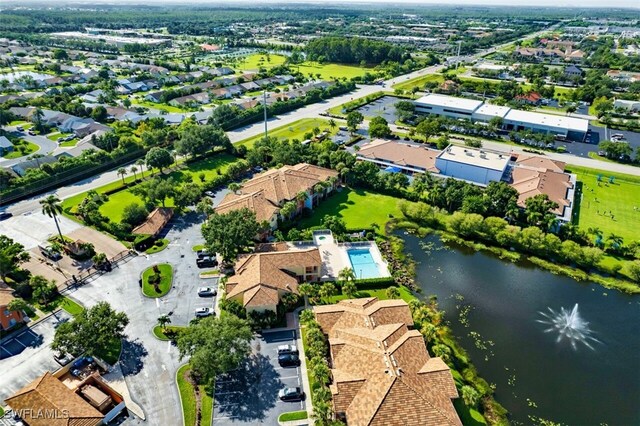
left=314, top=298, right=461, bottom=426
left=515, top=155, right=565, bottom=173
left=5, top=372, right=104, bottom=426
left=511, top=168, right=573, bottom=214
left=225, top=247, right=321, bottom=307
left=0, top=283, right=16, bottom=306
left=215, top=190, right=280, bottom=223
left=215, top=163, right=338, bottom=221
left=357, top=140, right=440, bottom=173
left=132, top=207, right=173, bottom=236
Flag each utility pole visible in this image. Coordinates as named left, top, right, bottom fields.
left=263, top=90, right=268, bottom=140
left=456, top=40, right=462, bottom=70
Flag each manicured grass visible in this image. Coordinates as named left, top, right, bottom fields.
left=142, top=263, right=173, bottom=298
left=64, top=153, right=238, bottom=222
left=296, top=188, right=407, bottom=231
left=237, top=118, right=336, bottom=149
left=0, top=405, right=4, bottom=416
left=567, top=165, right=640, bottom=243
left=60, top=297, right=85, bottom=317
left=393, top=73, right=445, bottom=91
left=278, top=411, right=308, bottom=422
left=152, top=325, right=186, bottom=341
left=192, top=244, right=205, bottom=252
left=60, top=139, right=78, bottom=148
left=145, top=238, right=169, bottom=254
left=237, top=53, right=370, bottom=79
left=132, top=100, right=189, bottom=113
left=2, top=140, right=39, bottom=158
left=453, top=399, right=487, bottom=426
left=47, top=131, right=73, bottom=141
left=323, top=285, right=414, bottom=304
left=177, top=364, right=213, bottom=426
left=237, top=53, right=287, bottom=70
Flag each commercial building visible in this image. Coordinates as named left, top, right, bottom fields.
left=414, top=94, right=589, bottom=141
left=356, top=139, right=439, bottom=175
left=314, top=298, right=462, bottom=426
left=0, top=284, right=24, bottom=332
left=435, top=145, right=510, bottom=185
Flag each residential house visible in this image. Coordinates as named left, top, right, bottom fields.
left=168, top=92, right=210, bottom=107
left=144, top=91, right=164, bottom=103
left=226, top=85, right=245, bottom=96
left=515, top=91, right=543, bottom=105
left=0, top=136, right=14, bottom=156
left=234, top=98, right=262, bottom=110
left=313, top=298, right=462, bottom=426
left=11, top=155, right=59, bottom=176
left=0, top=284, right=24, bottom=332
left=80, top=89, right=105, bottom=103
left=564, top=65, right=583, bottom=79
left=215, top=163, right=339, bottom=230
left=240, top=81, right=260, bottom=91
left=73, top=122, right=112, bottom=139
left=225, top=246, right=322, bottom=313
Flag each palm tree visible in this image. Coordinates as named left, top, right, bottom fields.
left=607, top=233, right=624, bottom=249
left=338, top=267, right=356, bottom=283
left=385, top=286, right=401, bottom=299
left=461, top=385, right=480, bottom=408
left=588, top=227, right=603, bottom=245
left=158, top=314, right=171, bottom=331
left=136, top=159, right=145, bottom=178
left=228, top=182, right=242, bottom=194
left=318, top=282, right=337, bottom=299
left=328, top=119, right=336, bottom=131
left=40, top=195, right=64, bottom=241
left=341, top=281, right=357, bottom=298
left=130, top=165, right=138, bottom=181
left=298, top=283, right=315, bottom=309
left=117, top=167, right=127, bottom=184
left=279, top=201, right=296, bottom=221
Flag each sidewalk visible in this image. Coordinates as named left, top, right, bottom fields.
left=102, top=363, right=146, bottom=421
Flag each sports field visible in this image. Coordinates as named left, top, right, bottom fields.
left=568, top=165, right=640, bottom=243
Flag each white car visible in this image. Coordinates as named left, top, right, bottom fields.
left=195, top=307, right=214, bottom=317
left=277, top=344, right=298, bottom=355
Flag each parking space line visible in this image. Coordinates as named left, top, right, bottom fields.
left=1, top=346, right=13, bottom=356
left=12, top=339, right=27, bottom=348
left=280, top=375, right=299, bottom=380
left=213, top=416, right=237, bottom=420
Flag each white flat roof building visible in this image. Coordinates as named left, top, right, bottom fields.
left=415, top=94, right=483, bottom=114
left=472, top=104, right=511, bottom=121
left=503, top=109, right=589, bottom=135
left=435, top=145, right=510, bottom=185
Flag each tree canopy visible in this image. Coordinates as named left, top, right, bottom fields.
left=202, top=208, right=260, bottom=262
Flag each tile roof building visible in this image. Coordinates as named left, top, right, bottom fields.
left=314, top=298, right=462, bottom=426
left=215, top=163, right=339, bottom=229
left=356, top=140, right=440, bottom=175
left=4, top=372, right=104, bottom=426
left=225, top=246, right=322, bottom=313
left=0, top=283, right=24, bottom=331
left=132, top=207, right=174, bottom=237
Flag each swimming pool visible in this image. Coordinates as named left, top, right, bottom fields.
left=347, top=248, right=381, bottom=279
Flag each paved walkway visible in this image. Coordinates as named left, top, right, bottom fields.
left=102, top=363, right=146, bottom=420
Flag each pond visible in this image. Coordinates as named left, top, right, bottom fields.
left=0, top=71, right=53, bottom=83
left=398, top=231, right=640, bottom=425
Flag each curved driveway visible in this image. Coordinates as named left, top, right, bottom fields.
left=0, top=125, right=58, bottom=167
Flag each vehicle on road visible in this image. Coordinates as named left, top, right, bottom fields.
left=197, top=286, right=216, bottom=297
left=0, top=211, right=13, bottom=221
left=277, top=344, right=298, bottom=355
left=278, top=353, right=300, bottom=367
left=28, top=130, right=36, bottom=136
left=195, top=307, right=214, bottom=317
left=279, top=387, right=305, bottom=402
left=16, top=126, right=24, bottom=131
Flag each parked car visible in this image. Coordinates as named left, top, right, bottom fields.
left=28, top=130, right=36, bottom=136
left=196, top=256, right=218, bottom=268
left=39, top=245, right=62, bottom=261
left=204, top=190, right=215, bottom=197
left=278, top=353, right=300, bottom=367
left=279, top=387, right=305, bottom=402
left=16, top=126, right=24, bottom=131
left=195, top=307, right=214, bottom=317
left=198, top=287, right=216, bottom=297
left=53, top=351, right=74, bottom=366
left=196, top=249, right=210, bottom=259
left=277, top=344, right=298, bottom=355
left=0, top=211, right=12, bottom=221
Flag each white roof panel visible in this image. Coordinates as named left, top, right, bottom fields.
left=414, top=94, right=483, bottom=113
left=504, top=109, right=588, bottom=133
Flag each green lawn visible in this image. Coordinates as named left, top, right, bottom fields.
left=237, top=118, right=336, bottom=149
left=132, top=100, right=190, bottom=113
left=64, top=153, right=238, bottom=222
left=152, top=325, right=186, bottom=340
left=145, top=238, right=169, bottom=254
left=297, top=188, right=407, bottom=231
left=142, top=263, right=173, bottom=297
left=393, top=73, right=445, bottom=91
left=2, top=140, right=39, bottom=159
left=96, top=338, right=122, bottom=365
left=177, top=364, right=213, bottom=426
left=237, top=53, right=370, bottom=79
left=279, top=411, right=308, bottom=422
left=323, top=285, right=414, bottom=304
left=567, top=165, right=640, bottom=243
left=192, top=244, right=205, bottom=252
left=60, top=297, right=85, bottom=317
left=47, top=131, right=73, bottom=141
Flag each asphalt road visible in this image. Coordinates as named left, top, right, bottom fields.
left=0, top=125, right=57, bottom=167
left=63, top=212, right=215, bottom=426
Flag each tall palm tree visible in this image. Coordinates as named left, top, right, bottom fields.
left=130, top=165, right=138, bottom=181
left=136, top=159, right=145, bottom=178
left=607, top=234, right=624, bottom=249
left=328, top=119, right=336, bottom=131
left=338, top=267, right=356, bottom=283
left=117, top=167, right=127, bottom=184
left=40, top=195, right=64, bottom=241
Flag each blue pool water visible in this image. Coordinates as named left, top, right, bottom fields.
left=347, top=248, right=381, bottom=279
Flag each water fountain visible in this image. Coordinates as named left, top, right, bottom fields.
left=537, top=304, right=601, bottom=350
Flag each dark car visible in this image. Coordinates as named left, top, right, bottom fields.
left=278, top=353, right=300, bottom=367
left=0, top=211, right=12, bottom=221
left=279, top=387, right=305, bottom=402
left=39, top=245, right=62, bottom=261
left=196, top=249, right=210, bottom=259
left=196, top=256, right=218, bottom=268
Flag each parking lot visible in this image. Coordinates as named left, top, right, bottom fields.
left=356, top=95, right=401, bottom=123
left=0, top=311, right=71, bottom=403
left=213, top=330, right=306, bottom=425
